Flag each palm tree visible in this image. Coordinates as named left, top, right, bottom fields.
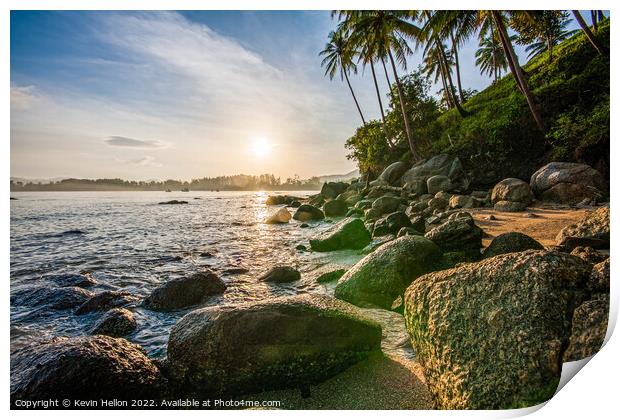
left=475, top=35, right=510, bottom=81
left=572, top=10, right=607, bottom=55
left=422, top=46, right=453, bottom=108
left=524, top=21, right=577, bottom=62
left=319, top=30, right=366, bottom=124
left=343, top=10, right=423, bottom=161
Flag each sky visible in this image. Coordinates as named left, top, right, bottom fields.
left=10, top=10, right=592, bottom=181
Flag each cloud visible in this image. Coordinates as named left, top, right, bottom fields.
left=11, top=85, right=40, bottom=110
left=104, top=136, right=165, bottom=148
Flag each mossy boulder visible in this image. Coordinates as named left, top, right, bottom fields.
left=258, top=266, right=301, bottom=283
left=293, top=204, right=324, bottom=221
left=556, top=206, right=610, bottom=250
left=90, top=308, right=137, bottom=337
left=424, top=212, right=483, bottom=259
left=335, top=235, right=441, bottom=309
left=530, top=162, right=605, bottom=205
left=144, top=270, right=226, bottom=311
left=563, top=295, right=609, bottom=362
left=482, top=232, right=544, bottom=258
left=166, top=294, right=382, bottom=396
left=323, top=199, right=348, bottom=217
left=309, top=218, right=371, bottom=252
left=371, top=196, right=402, bottom=215
left=404, top=250, right=591, bottom=409
left=491, top=178, right=533, bottom=205
left=320, top=182, right=349, bottom=199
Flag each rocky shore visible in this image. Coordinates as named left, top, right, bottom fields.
left=10, top=155, right=610, bottom=409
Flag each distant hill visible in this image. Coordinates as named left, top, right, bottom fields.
left=318, top=169, right=359, bottom=183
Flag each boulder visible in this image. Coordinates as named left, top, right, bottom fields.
left=491, top=178, right=533, bottom=205
left=402, top=178, right=427, bottom=195
left=530, top=162, right=605, bottom=205
left=482, top=232, right=544, bottom=258
left=354, top=199, right=374, bottom=210
left=335, top=236, right=441, bottom=309
left=556, top=206, right=609, bottom=250
left=404, top=250, right=592, bottom=409
left=400, top=154, right=470, bottom=192
left=372, top=211, right=411, bottom=237
left=426, top=175, right=452, bottom=195
left=144, top=270, right=227, bottom=311
left=293, top=204, right=324, bottom=222
left=11, top=286, right=93, bottom=311
left=166, top=294, right=382, bottom=396
left=337, top=190, right=362, bottom=206
left=371, top=196, right=402, bottom=215
left=563, top=296, right=609, bottom=362
left=41, top=273, right=97, bottom=288
left=323, top=199, right=348, bottom=217
left=377, top=161, right=409, bottom=186
left=424, top=212, right=483, bottom=259
left=587, top=259, right=610, bottom=293
left=75, top=291, right=139, bottom=315
left=315, top=268, right=346, bottom=284
left=448, top=195, right=476, bottom=209
left=259, top=266, right=301, bottom=283
left=570, top=246, right=607, bottom=264
left=494, top=200, right=527, bottom=212
left=360, top=234, right=395, bottom=254
left=265, top=207, right=292, bottom=224
left=427, top=197, right=448, bottom=211
left=90, top=308, right=137, bottom=337
left=158, top=200, right=188, bottom=205
left=320, top=182, right=349, bottom=199
left=266, top=195, right=302, bottom=205
left=309, top=218, right=371, bottom=252
left=10, top=336, right=165, bottom=403
left=397, top=227, right=424, bottom=238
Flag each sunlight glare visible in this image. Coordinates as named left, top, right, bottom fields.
left=250, top=136, right=272, bottom=158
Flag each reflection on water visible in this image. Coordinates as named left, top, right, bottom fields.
left=10, top=190, right=362, bottom=357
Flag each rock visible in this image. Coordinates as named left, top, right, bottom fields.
left=337, top=190, right=362, bottom=206
left=266, top=195, right=301, bottom=205
left=11, top=286, right=94, bottom=311
left=293, top=204, right=324, bottom=222
left=397, top=227, right=423, bottom=238
left=570, top=246, right=607, bottom=264
left=354, top=199, right=374, bottom=210
left=494, top=200, right=527, bottom=212
left=222, top=267, right=249, bottom=275
left=265, top=207, right=292, bottom=224
left=448, top=195, right=476, bottom=209
left=323, top=199, right=348, bottom=217
left=400, top=154, right=471, bottom=192
left=259, top=266, right=301, bottom=283
left=315, top=268, right=346, bottom=284
left=295, top=244, right=307, bottom=251
left=289, top=201, right=301, bottom=208
left=427, top=196, right=448, bottom=211
left=530, top=162, right=605, bottom=205
left=10, top=336, right=164, bottom=402
left=41, top=273, right=97, bottom=288
left=377, top=161, right=409, bottom=186
left=587, top=259, right=610, bottom=293
left=320, top=182, right=349, bottom=199
left=335, top=236, right=441, bottom=309
left=158, top=200, right=188, bottom=205
left=166, top=294, right=382, bottom=396
left=90, top=308, right=137, bottom=337
left=426, top=175, right=452, bottom=195
left=482, top=232, right=544, bottom=258
left=404, top=250, right=592, bottom=409
left=424, top=212, right=483, bottom=259
left=360, top=234, right=395, bottom=254
left=402, top=178, right=427, bottom=195
left=563, top=296, right=609, bottom=362
left=364, top=207, right=382, bottom=222
left=75, top=291, right=139, bottom=315
left=371, top=196, right=402, bottom=215
left=300, top=223, right=309, bottom=228
left=144, top=270, right=227, bottom=311
left=491, top=178, right=533, bottom=205
left=485, top=214, right=497, bottom=221
left=309, top=218, right=371, bottom=252
left=346, top=208, right=364, bottom=218
left=372, top=211, right=411, bottom=237
left=410, top=215, right=426, bottom=233
left=556, top=206, right=609, bottom=250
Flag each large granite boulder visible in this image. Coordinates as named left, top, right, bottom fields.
left=335, top=236, right=441, bottom=309
left=482, top=232, right=544, bottom=258
left=10, top=336, right=165, bottom=403
left=321, top=182, right=349, bottom=199
left=587, top=259, right=610, bottom=293
left=377, top=161, right=409, bottom=186
left=265, top=207, right=292, bottom=224
left=427, top=175, right=452, bottom=195
left=400, top=154, right=471, bottom=192
left=563, top=296, right=609, bottom=362
left=90, top=308, right=137, bottom=337
left=424, top=212, right=483, bottom=259
left=323, top=199, right=348, bottom=217
left=556, top=206, right=610, bottom=250
left=293, top=204, right=324, bottom=222
left=309, top=218, right=371, bottom=252
left=491, top=178, right=533, bottom=204
left=530, top=162, right=605, bottom=205
left=404, top=250, right=592, bottom=409
left=166, top=294, right=382, bottom=396
left=371, top=196, right=402, bottom=215
left=144, top=270, right=227, bottom=311
left=266, top=195, right=302, bottom=205
left=371, top=211, right=411, bottom=237
left=75, top=291, right=139, bottom=315
left=258, top=266, right=301, bottom=283
left=11, top=286, right=93, bottom=311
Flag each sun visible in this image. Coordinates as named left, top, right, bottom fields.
left=250, top=136, right=272, bottom=158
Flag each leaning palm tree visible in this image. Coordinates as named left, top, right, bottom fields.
left=422, top=47, right=453, bottom=108
left=475, top=34, right=511, bottom=81
left=319, top=30, right=366, bottom=124
left=342, top=10, right=423, bottom=161
left=572, top=10, right=607, bottom=55
left=524, top=20, right=577, bottom=62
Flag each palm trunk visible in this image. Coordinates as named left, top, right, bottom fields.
left=548, top=35, right=553, bottom=64
left=591, top=10, right=598, bottom=32
left=388, top=49, right=419, bottom=161
left=493, top=11, right=545, bottom=132
left=380, top=56, right=391, bottom=87
left=450, top=31, right=465, bottom=102
left=344, top=70, right=366, bottom=125
left=439, top=68, right=452, bottom=109
left=370, top=60, right=394, bottom=149
left=437, top=40, right=468, bottom=118
left=572, top=10, right=607, bottom=55
left=598, top=11, right=605, bottom=22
